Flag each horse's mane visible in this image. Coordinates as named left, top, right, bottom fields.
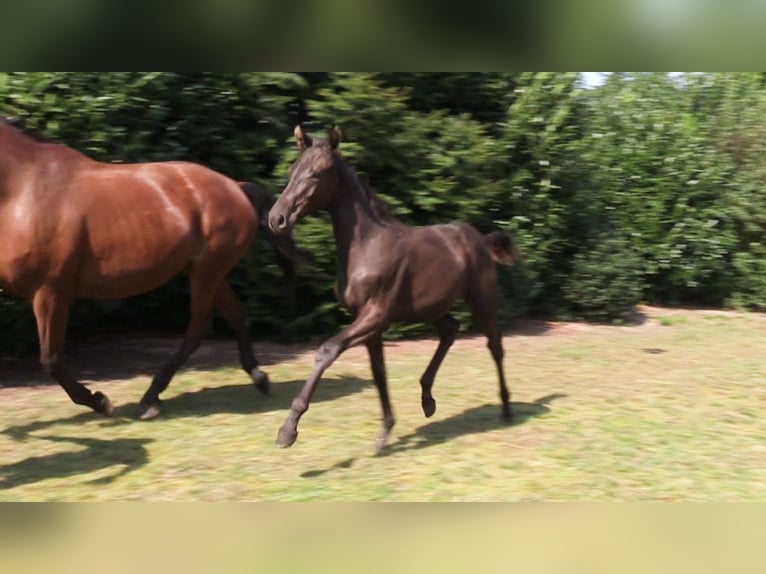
left=332, top=153, right=395, bottom=223
left=358, top=174, right=395, bottom=221
left=1, top=116, right=53, bottom=143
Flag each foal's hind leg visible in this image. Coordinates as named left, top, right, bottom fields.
left=137, top=270, right=220, bottom=420
left=213, top=281, right=269, bottom=394
left=469, top=297, right=512, bottom=422
left=32, top=287, right=114, bottom=416
left=419, top=314, right=459, bottom=418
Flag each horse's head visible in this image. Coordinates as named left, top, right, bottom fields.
left=269, top=125, right=342, bottom=234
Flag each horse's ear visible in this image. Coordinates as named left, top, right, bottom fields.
left=294, top=125, right=312, bottom=151
left=329, top=126, right=341, bottom=150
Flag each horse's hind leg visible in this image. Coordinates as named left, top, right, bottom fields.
left=469, top=291, right=512, bottom=422
left=32, top=287, right=114, bottom=415
left=419, top=314, right=459, bottom=418
left=367, top=334, right=395, bottom=452
left=137, top=269, right=220, bottom=420
left=213, top=281, right=269, bottom=394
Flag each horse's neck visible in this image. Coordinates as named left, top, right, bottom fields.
left=0, top=125, right=25, bottom=172
left=0, top=124, right=52, bottom=177
left=328, top=176, right=384, bottom=268
left=0, top=129, right=27, bottom=191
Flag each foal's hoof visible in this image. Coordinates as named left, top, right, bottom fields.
left=137, top=402, right=162, bottom=420
left=502, top=407, right=513, bottom=423
left=94, top=392, right=115, bottom=417
left=422, top=397, right=436, bottom=418
left=252, top=369, right=270, bottom=395
left=276, top=427, right=298, bottom=448
left=374, top=432, right=391, bottom=454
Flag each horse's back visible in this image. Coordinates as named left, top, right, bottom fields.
left=73, top=161, right=257, bottom=298
left=0, top=157, right=257, bottom=299
left=373, top=222, right=493, bottom=322
left=79, top=160, right=256, bottom=241
left=408, top=222, right=492, bottom=271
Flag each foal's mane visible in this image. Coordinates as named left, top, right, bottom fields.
left=331, top=148, right=395, bottom=223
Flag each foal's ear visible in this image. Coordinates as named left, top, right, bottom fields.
left=328, top=126, right=342, bottom=150
left=294, top=125, right=313, bottom=151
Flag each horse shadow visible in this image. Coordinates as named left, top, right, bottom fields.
left=0, top=434, right=153, bottom=491
left=301, top=393, right=567, bottom=478
left=384, top=392, right=567, bottom=455
left=0, top=334, right=315, bottom=388
left=1, top=376, right=368, bottom=491
left=1, top=376, right=368, bottom=439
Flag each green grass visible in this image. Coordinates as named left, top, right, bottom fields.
left=1, top=307, right=765, bottom=500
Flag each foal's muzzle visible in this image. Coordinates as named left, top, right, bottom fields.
left=268, top=210, right=288, bottom=233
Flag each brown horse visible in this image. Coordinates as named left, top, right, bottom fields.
left=0, top=118, right=298, bottom=419
left=268, top=125, right=518, bottom=451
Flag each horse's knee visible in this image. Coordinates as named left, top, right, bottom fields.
left=229, top=311, right=249, bottom=333
left=487, top=339, right=504, bottom=361
left=40, top=351, right=63, bottom=376
left=290, top=395, right=309, bottom=415
left=315, top=340, right=340, bottom=366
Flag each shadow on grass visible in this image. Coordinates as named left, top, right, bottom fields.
left=0, top=434, right=153, bottom=492
left=2, top=376, right=368, bottom=439
left=1, top=376, right=368, bottom=491
left=301, top=393, right=568, bottom=478
left=384, top=393, right=566, bottom=455
left=0, top=333, right=314, bottom=388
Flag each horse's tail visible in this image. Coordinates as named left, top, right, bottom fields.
left=239, top=182, right=303, bottom=304
left=483, top=230, right=518, bottom=265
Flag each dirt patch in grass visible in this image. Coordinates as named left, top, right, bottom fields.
left=1, top=304, right=761, bottom=388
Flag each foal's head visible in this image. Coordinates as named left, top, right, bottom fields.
left=269, top=125, right=343, bottom=234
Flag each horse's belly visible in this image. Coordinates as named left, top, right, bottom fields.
left=75, top=243, right=195, bottom=299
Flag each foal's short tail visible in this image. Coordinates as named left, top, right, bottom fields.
left=484, top=230, right=518, bottom=265
left=239, top=182, right=304, bottom=304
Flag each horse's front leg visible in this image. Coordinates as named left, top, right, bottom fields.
left=366, top=333, right=395, bottom=453
left=32, top=287, right=114, bottom=415
left=277, top=306, right=386, bottom=448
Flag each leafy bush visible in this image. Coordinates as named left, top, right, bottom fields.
left=4, top=72, right=766, bottom=357
left=562, top=237, right=645, bottom=323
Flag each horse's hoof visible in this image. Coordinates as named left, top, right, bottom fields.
left=252, top=369, right=270, bottom=395
left=502, top=408, right=513, bottom=423
left=137, top=402, right=162, bottom=420
left=94, top=391, right=115, bottom=417
left=422, top=397, right=436, bottom=418
left=374, top=433, right=389, bottom=454
left=276, top=427, right=298, bottom=448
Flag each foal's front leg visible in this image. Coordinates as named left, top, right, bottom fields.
left=367, top=334, right=395, bottom=452
left=277, top=307, right=386, bottom=448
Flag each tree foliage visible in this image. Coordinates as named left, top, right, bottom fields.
left=3, top=72, right=766, bottom=355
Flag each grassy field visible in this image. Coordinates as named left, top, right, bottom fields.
left=1, top=306, right=765, bottom=501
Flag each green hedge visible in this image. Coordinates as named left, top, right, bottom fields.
left=3, top=72, right=766, bottom=356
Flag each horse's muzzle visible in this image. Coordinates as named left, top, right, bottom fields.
left=268, top=210, right=288, bottom=234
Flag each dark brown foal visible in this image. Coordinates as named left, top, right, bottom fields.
left=269, top=125, right=518, bottom=451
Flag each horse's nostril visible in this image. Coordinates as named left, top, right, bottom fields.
left=269, top=212, right=287, bottom=232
